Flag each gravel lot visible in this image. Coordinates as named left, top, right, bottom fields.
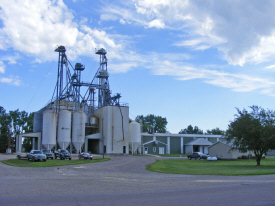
left=1, top=154, right=275, bottom=205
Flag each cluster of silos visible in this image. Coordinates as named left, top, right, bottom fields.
left=38, top=109, right=86, bottom=153
left=129, top=121, right=141, bottom=154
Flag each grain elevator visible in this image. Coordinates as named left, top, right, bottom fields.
left=16, top=46, right=141, bottom=155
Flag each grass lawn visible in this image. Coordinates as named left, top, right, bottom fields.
left=1, top=158, right=110, bottom=167
left=146, top=158, right=275, bottom=176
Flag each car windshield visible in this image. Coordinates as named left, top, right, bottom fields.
left=82, top=153, right=89, bottom=155
left=43, top=150, right=50, bottom=153
left=61, top=150, right=69, bottom=153
left=34, top=151, right=42, bottom=154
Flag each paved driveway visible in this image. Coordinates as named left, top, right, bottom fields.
left=1, top=154, right=275, bottom=206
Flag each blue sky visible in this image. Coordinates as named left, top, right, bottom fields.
left=1, top=0, right=275, bottom=133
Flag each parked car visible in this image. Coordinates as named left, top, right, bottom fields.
left=187, top=152, right=209, bottom=160
left=42, top=149, right=54, bottom=159
left=27, top=150, right=47, bottom=162
left=78, top=152, right=93, bottom=160
left=54, top=149, right=71, bottom=160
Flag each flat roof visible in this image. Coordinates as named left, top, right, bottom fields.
left=141, top=133, right=223, bottom=138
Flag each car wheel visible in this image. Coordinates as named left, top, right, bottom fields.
left=43, top=159, right=46, bottom=162
left=197, top=157, right=201, bottom=160
left=32, top=158, right=35, bottom=162
left=55, top=156, right=57, bottom=159
left=69, top=158, right=71, bottom=160
left=188, top=157, right=191, bottom=160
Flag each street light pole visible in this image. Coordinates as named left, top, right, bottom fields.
left=102, top=116, right=105, bottom=159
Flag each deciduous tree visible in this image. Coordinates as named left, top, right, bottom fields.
left=22, top=137, right=32, bottom=152
left=135, top=114, right=167, bottom=133
left=205, top=127, right=225, bottom=135
left=226, top=106, right=275, bottom=166
left=0, top=106, right=12, bottom=153
left=179, top=125, right=203, bottom=134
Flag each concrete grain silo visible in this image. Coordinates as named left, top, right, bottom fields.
left=72, top=111, right=86, bottom=153
left=42, top=110, right=57, bottom=150
left=129, top=121, right=141, bottom=154
left=57, top=110, right=71, bottom=150
left=33, top=112, right=43, bottom=132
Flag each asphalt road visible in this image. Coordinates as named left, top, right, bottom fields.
left=0, top=154, right=275, bottom=206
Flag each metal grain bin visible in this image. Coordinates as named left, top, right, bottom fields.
left=57, top=110, right=71, bottom=149
left=42, top=110, right=57, bottom=149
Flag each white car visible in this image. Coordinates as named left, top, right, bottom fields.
left=27, top=150, right=47, bottom=162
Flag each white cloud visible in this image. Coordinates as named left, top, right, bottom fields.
left=104, top=0, right=275, bottom=66
left=0, top=61, right=5, bottom=73
left=110, top=62, right=137, bottom=73
left=265, top=65, right=275, bottom=70
left=100, top=14, right=118, bottom=21
left=0, top=0, right=124, bottom=63
left=147, top=19, right=165, bottom=29
left=132, top=53, right=275, bottom=96
left=119, top=19, right=126, bottom=24
left=0, top=76, right=21, bottom=86
left=1, top=0, right=275, bottom=97
left=0, top=53, right=21, bottom=65
left=0, top=0, right=78, bottom=61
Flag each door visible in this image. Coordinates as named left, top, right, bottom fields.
left=144, top=147, right=148, bottom=154
left=159, top=147, right=165, bottom=154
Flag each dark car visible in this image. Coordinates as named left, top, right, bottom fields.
left=54, top=149, right=72, bottom=160
left=187, top=152, right=209, bottom=160
left=42, top=149, right=54, bottom=159
left=78, top=152, right=93, bottom=160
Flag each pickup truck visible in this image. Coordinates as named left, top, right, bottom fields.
left=27, top=150, right=47, bottom=162
left=54, top=149, right=71, bottom=160
left=187, top=152, right=208, bottom=160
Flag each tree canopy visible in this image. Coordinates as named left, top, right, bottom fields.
left=135, top=114, right=167, bottom=133
left=226, top=106, right=275, bottom=166
left=0, top=106, right=34, bottom=153
left=179, top=125, right=203, bottom=134
left=0, top=107, right=12, bottom=153
left=205, top=127, right=225, bottom=135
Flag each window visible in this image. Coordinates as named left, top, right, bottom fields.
left=153, top=147, right=156, bottom=152
left=123, top=146, right=126, bottom=153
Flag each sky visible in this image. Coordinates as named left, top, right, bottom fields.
left=1, top=0, right=275, bottom=134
